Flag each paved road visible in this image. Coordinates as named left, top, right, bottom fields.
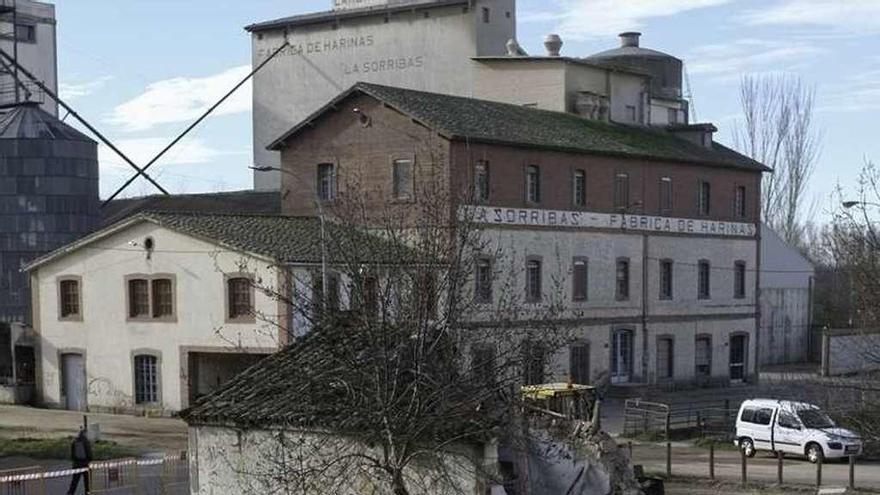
left=0, top=405, right=187, bottom=452
left=631, top=442, right=880, bottom=491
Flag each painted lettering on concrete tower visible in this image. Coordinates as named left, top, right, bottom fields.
left=334, top=0, right=389, bottom=10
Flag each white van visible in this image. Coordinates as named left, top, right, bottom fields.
left=735, top=399, right=862, bottom=463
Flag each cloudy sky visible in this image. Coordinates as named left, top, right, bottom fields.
left=55, top=0, right=880, bottom=215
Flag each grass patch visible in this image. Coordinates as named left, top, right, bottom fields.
left=0, top=437, right=141, bottom=460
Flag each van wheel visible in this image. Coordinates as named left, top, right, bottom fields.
left=806, top=443, right=824, bottom=464
left=740, top=438, right=756, bottom=458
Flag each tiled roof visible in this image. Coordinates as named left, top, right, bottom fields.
left=141, top=211, right=423, bottom=265
left=102, top=190, right=281, bottom=226
left=180, top=320, right=496, bottom=434
left=271, top=82, right=769, bottom=172
left=26, top=211, right=425, bottom=270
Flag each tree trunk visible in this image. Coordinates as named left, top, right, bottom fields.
left=392, top=471, right=409, bottom=495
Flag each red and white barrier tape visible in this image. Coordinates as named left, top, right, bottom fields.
left=0, top=455, right=185, bottom=483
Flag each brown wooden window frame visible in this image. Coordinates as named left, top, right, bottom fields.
left=226, top=275, right=255, bottom=323
left=58, top=277, right=82, bottom=321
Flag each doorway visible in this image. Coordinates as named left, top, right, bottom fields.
left=61, top=353, right=86, bottom=411
left=612, top=329, right=634, bottom=384
left=729, top=334, right=748, bottom=383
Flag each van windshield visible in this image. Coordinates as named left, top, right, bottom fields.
left=797, top=408, right=835, bottom=429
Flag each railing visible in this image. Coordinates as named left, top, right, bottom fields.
left=0, top=79, right=45, bottom=107
left=624, top=398, right=738, bottom=440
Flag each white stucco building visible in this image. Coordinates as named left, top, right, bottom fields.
left=0, top=0, right=58, bottom=115
left=26, top=211, right=405, bottom=414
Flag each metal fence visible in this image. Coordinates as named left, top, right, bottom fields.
left=624, top=398, right=738, bottom=439
left=0, top=452, right=188, bottom=495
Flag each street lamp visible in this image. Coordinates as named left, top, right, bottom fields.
left=250, top=165, right=328, bottom=308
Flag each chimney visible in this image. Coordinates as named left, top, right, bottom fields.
left=619, top=31, right=641, bottom=48
left=544, top=34, right=563, bottom=56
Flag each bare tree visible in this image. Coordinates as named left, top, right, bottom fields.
left=192, top=152, right=601, bottom=494
left=734, top=74, right=822, bottom=245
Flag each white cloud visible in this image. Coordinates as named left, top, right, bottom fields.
left=741, top=0, right=880, bottom=33
left=106, top=65, right=251, bottom=132
left=97, top=137, right=232, bottom=170
left=525, top=0, right=731, bottom=40
left=821, top=62, right=880, bottom=112
left=59, top=76, right=114, bottom=101
left=686, top=38, right=826, bottom=81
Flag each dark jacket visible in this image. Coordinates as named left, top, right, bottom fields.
left=70, top=433, right=93, bottom=465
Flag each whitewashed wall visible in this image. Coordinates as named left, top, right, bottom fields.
left=33, top=220, right=283, bottom=413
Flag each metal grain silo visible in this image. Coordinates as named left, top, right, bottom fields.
left=588, top=32, right=684, bottom=103
left=0, top=101, right=99, bottom=323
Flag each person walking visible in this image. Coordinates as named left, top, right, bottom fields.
left=67, top=427, right=92, bottom=494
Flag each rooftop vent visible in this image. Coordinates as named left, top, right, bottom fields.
left=544, top=34, right=563, bottom=57
left=619, top=32, right=641, bottom=48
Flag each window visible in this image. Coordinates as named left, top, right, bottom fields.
left=420, top=272, right=437, bottom=319
left=316, top=163, right=335, bottom=201
left=698, top=260, right=711, bottom=299
left=363, top=276, right=379, bottom=318
left=525, top=165, right=541, bottom=203
left=474, top=160, right=490, bottom=203
left=481, top=6, right=490, bottom=23
left=698, top=181, right=711, bottom=215
left=614, top=173, right=629, bottom=210
left=740, top=408, right=755, bottom=423
left=326, top=272, right=340, bottom=312
left=15, top=24, right=35, bottom=43
left=526, top=258, right=542, bottom=302
left=151, top=279, right=174, bottom=318
left=522, top=342, right=544, bottom=385
left=392, top=159, right=413, bottom=200
left=133, top=355, right=159, bottom=405
left=616, top=258, right=630, bottom=301
left=570, top=344, right=590, bottom=385
left=660, top=177, right=673, bottom=212
left=572, top=258, right=588, bottom=301
left=471, top=344, right=496, bottom=385
left=778, top=412, right=800, bottom=429
left=572, top=169, right=586, bottom=207
left=626, top=105, right=637, bottom=122
left=735, top=186, right=746, bottom=219
left=734, top=261, right=747, bottom=299
left=475, top=258, right=492, bottom=303
left=657, top=337, right=674, bottom=380
left=659, top=259, right=673, bottom=300
left=695, top=336, right=711, bottom=376
left=754, top=408, right=773, bottom=425
left=59, top=279, right=80, bottom=318
left=227, top=277, right=253, bottom=320
left=667, top=108, right=678, bottom=124
left=128, top=279, right=150, bottom=318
